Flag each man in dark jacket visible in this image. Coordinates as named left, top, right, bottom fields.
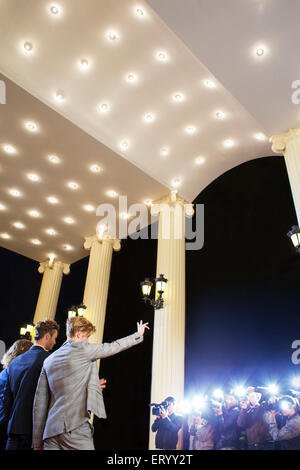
left=151, top=396, right=183, bottom=449
left=214, top=393, right=241, bottom=450
left=3, top=319, right=59, bottom=450
left=237, top=387, right=273, bottom=450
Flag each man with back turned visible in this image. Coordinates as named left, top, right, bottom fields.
left=32, top=316, right=149, bottom=450
left=3, top=319, right=59, bottom=450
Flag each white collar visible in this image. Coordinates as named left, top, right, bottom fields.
left=34, top=343, right=49, bottom=352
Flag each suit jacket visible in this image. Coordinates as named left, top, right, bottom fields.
left=32, top=332, right=143, bottom=448
left=3, top=346, right=50, bottom=437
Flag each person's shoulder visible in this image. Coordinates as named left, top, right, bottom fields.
left=174, top=413, right=184, bottom=423
left=0, top=368, right=8, bottom=380
left=7, top=347, right=33, bottom=368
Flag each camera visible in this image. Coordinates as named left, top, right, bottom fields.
left=267, top=396, right=298, bottom=414
left=267, top=399, right=280, bottom=412
left=150, top=401, right=168, bottom=416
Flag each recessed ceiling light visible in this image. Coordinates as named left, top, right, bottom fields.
left=254, top=132, right=267, bottom=141
left=156, top=51, right=168, bottom=62
left=23, top=42, right=33, bottom=52
left=83, top=204, right=95, bottom=212
left=135, top=6, right=146, bottom=17
left=185, top=125, right=196, bottom=134
left=107, top=30, right=118, bottom=41
left=47, top=196, right=59, bottom=204
left=256, top=47, right=265, bottom=56
left=144, top=113, right=155, bottom=123
left=9, top=188, right=22, bottom=198
left=28, top=209, right=41, bottom=218
left=31, top=239, right=41, bottom=245
left=48, top=252, right=56, bottom=261
left=98, top=102, right=110, bottom=113
left=107, top=190, right=118, bottom=198
left=64, top=217, right=75, bottom=224
left=215, top=111, right=226, bottom=120
left=171, top=178, right=182, bottom=188
left=1, top=233, right=11, bottom=240
left=25, top=121, right=38, bottom=132
left=172, top=93, right=184, bottom=102
left=126, top=73, right=138, bottom=83
left=79, top=58, right=89, bottom=70
left=195, top=156, right=206, bottom=165
left=48, top=154, right=60, bottom=164
left=203, top=79, right=216, bottom=88
left=120, top=140, right=129, bottom=151
left=63, top=244, right=73, bottom=251
left=0, top=203, right=7, bottom=211
left=55, top=90, right=65, bottom=103
left=45, top=228, right=57, bottom=236
left=223, top=139, right=235, bottom=148
left=27, top=173, right=41, bottom=182
left=67, top=181, right=79, bottom=190
left=2, top=144, right=17, bottom=154
left=13, top=222, right=25, bottom=229
left=160, top=147, right=169, bottom=157
left=89, top=164, right=102, bottom=173
left=50, top=4, right=61, bottom=15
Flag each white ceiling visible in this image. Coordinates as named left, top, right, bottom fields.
left=0, top=0, right=295, bottom=264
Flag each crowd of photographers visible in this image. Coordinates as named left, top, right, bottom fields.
left=185, top=386, right=300, bottom=450
left=151, top=386, right=300, bottom=450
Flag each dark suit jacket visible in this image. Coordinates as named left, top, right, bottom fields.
left=3, top=345, right=50, bottom=437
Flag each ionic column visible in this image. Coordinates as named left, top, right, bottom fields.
left=148, top=191, right=194, bottom=450
left=33, top=260, right=70, bottom=323
left=83, top=234, right=121, bottom=344
left=271, top=126, right=300, bottom=225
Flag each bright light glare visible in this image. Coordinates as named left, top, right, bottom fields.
left=213, top=389, right=224, bottom=400
left=177, top=400, right=192, bottom=415
left=280, top=400, right=290, bottom=412
left=192, top=394, right=206, bottom=411
left=292, top=377, right=300, bottom=389
left=234, top=386, right=247, bottom=397
left=267, top=384, right=279, bottom=395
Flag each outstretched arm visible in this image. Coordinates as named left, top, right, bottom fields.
left=86, top=321, right=150, bottom=361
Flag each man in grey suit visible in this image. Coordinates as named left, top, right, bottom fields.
left=32, top=316, right=149, bottom=450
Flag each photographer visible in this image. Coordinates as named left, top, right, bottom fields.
left=237, top=387, right=273, bottom=450
left=266, top=396, right=300, bottom=450
left=151, top=396, right=183, bottom=450
left=189, top=411, right=216, bottom=450
left=213, top=394, right=241, bottom=450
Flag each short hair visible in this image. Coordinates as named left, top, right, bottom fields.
left=164, top=396, right=175, bottom=404
left=34, top=319, right=59, bottom=340
left=66, top=317, right=96, bottom=338
left=1, top=339, right=32, bottom=369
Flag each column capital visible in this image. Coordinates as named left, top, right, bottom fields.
left=270, top=125, right=300, bottom=154
left=84, top=234, right=121, bottom=252
left=38, top=260, right=70, bottom=275
left=151, top=190, right=194, bottom=218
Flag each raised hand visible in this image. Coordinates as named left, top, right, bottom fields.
left=137, top=320, right=150, bottom=336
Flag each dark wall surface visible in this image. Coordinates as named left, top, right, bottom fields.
left=1, top=155, right=300, bottom=449
left=186, top=155, right=300, bottom=398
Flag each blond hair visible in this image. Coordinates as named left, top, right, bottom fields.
left=1, top=339, right=32, bottom=369
left=66, top=317, right=96, bottom=338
